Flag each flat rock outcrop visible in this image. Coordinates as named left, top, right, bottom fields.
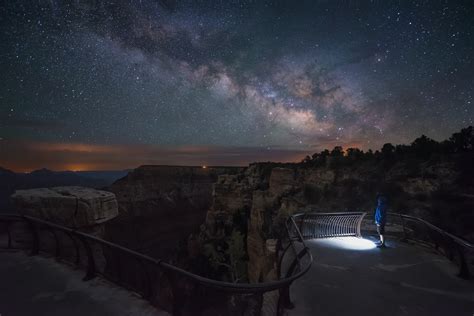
left=11, top=186, right=118, bottom=228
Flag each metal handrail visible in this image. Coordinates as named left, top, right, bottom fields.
left=0, top=213, right=313, bottom=314
left=387, top=212, right=473, bottom=249
left=363, top=211, right=473, bottom=279
left=292, top=212, right=367, bottom=239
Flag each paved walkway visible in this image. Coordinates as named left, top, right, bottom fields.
left=289, top=236, right=474, bottom=316
left=0, top=251, right=169, bottom=316
left=1, top=238, right=473, bottom=316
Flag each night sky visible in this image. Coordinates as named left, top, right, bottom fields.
left=1, top=0, right=473, bottom=171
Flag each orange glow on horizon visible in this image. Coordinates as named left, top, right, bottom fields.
left=28, top=142, right=123, bottom=154
left=64, top=164, right=92, bottom=172
left=1, top=140, right=355, bottom=172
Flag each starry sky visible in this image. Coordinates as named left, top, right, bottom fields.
left=1, top=0, right=473, bottom=171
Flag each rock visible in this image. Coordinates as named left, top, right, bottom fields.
left=402, top=178, right=439, bottom=195
left=106, top=165, right=243, bottom=258
left=269, top=168, right=295, bottom=195
left=247, top=191, right=279, bottom=283
left=205, top=174, right=253, bottom=231
left=265, top=239, right=278, bottom=254
left=11, top=186, right=118, bottom=228
left=302, top=168, right=335, bottom=193
left=10, top=186, right=118, bottom=273
left=204, top=169, right=259, bottom=237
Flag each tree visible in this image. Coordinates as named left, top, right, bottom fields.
left=395, top=144, right=409, bottom=156
left=345, top=148, right=364, bottom=166
left=381, top=143, right=395, bottom=156
left=449, top=126, right=473, bottom=152
left=328, top=146, right=344, bottom=169
left=204, top=230, right=247, bottom=283
left=346, top=147, right=364, bottom=160
left=330, top=146, right=344, bottom=157
left=302, top=155, right=312, bottom=164
left=411, top=135, right=439, bottom=159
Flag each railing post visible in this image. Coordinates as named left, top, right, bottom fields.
left=355, top=213, right=366, bottom=237
left=399, top=213, right=408, bottom=242
left=6, top=222, right=12, bottom=249
left=65, top=232, right=81, bottom=265
left=171, top=278, right=185, bottom=316
left=253, top=292, right=264, bottom=316
left=48, top=228, right=61, bottom=259
left=77, top=235, right=96, bottom=281
left=276, top=238, right=283, bottom=278
left=137, top=259, right=153, bottom=300
left=26, top=218, right=40, bottom=256
left=299, top=213, right=306, bottom=239
left=278, top=283, right=294, bottom=310
left=457, top=247, right=470, bottom=280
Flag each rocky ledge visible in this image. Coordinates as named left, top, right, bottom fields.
left=11, top=186, right=118, bottom=228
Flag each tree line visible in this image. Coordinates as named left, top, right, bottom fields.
left=302, top=126, right=474, bottom=169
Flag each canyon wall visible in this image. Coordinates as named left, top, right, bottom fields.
left=199, top=155, right=474, bottom=284
left=106, top=165, right=243, bottom=259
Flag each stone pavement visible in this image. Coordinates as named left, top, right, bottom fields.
left=289, top=236, right=474, bottom=316
left=0, top=251, right=169, bottom=316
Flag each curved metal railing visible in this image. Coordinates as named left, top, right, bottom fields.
left=381, top=212, right=473, bottom=279
left=360, top=212, right=473, bottom=279
left=0, top=213, right=312, bottom=315
left=292, top=212, right=366, bottom=240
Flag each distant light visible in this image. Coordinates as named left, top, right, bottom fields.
left=202, top=165, right=207, bottom=169
left=312, top=237, right=376, bottom=251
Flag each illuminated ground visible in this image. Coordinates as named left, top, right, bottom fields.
left=289, top=236, right=474, bottom=316
left=0, top=251, right=168, bottom=316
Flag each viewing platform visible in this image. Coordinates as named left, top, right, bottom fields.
left=0, top=251, right=168, bottom=316
left=289, top=236, right=474, bottom=316
left=1, top=211, right=473, bottom=315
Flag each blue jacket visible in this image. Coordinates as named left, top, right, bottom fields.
left=375, top=195, right=387, bottom=225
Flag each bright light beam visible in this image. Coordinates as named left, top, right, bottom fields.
left=312, top=237, right=377, bottom=251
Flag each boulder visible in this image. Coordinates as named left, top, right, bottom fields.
left=11, top=186, right=118, bottom=228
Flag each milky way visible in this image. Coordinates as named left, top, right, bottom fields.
left=1, top=1, right=473, bottom=170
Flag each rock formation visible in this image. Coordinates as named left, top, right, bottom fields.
left=106, top=165, right=243, bottom=259
left=11, top=186, right=118, bottom=229
left=199, top=154, right=474, bottom=286
left=11, top=186, right=119, bottom=271
left=200, top=164, right=303, bottom=284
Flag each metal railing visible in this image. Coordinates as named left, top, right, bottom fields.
left=382, top=212, right=473, bottom=279
left=0, top=214, right=312, bottom=315
left=292, top=212, right=366, bottom=240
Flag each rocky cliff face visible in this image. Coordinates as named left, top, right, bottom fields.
left=199, top=164, right=305, bottom=283
left=199, top=156, right=474, bottom=284
left=106, top=165, right=243, bottom=259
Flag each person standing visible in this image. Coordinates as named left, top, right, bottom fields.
left=375, top=194, right=388, bottom=248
